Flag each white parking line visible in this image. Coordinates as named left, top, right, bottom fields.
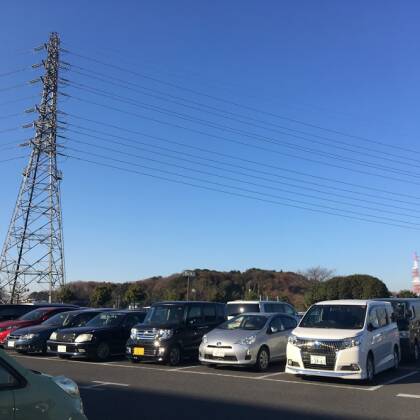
left=92, top=380, right=130, bottom=387
left=396, top=393, right=420, bottom=399
left=172, top=365, right=203, bottom=371
left=369, top=371, right=420, bottom=391
left=257, top=372, right=285, bottom=379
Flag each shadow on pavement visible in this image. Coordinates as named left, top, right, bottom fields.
left=80, top=385, right=353, bottom=420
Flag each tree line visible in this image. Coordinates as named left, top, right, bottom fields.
left=24, top=267, right=410, bottom=311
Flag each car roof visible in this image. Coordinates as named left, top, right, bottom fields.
left=314, top=299, right=390, bottom=306
left=153, top=301, right=224, bottom=305
left=226, top=300, right=287, bottom=304
left=107, top=310, right=146, bottom=315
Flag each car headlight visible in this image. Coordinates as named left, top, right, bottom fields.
left=49, top=332, right=57, bottom=340
left=130, top=328, right=138, bottom=340
left=75, top=334, right=93, bottom=343
left=157, top=329, right=173, bottom=340
left=288, top=334, right=298, bottom=345
left=6, top=326, right=16, bottom=331
left=21, top=333, right=38, bottom=341
left=202, top=334, right=208, bottom=344
left=52, top=375, right=80, bottom=398
left=236, top=335, right=257, bottom=345
left=342, top=335, right=362, bottom=349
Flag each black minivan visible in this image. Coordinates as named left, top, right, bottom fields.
left=126, top=301, right=226, bottom=365
left=375, top=298, right=420, bottom=361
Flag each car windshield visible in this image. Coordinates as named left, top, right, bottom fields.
left=144, top=305, right=186, bottom=325
left=300, top=305, right=367, bottom=329
left=19, top=309, right=50, bottom=321
left=218, top=315, right=268, bottom=330
left=43, top=311, right=78, bottom=327
left=86, top=312, right=124, bottom=328
left=227, top=303, right=260, bottom=317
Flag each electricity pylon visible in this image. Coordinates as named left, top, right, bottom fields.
left=0, top=32, right=65, bottom=303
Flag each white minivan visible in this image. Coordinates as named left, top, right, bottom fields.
left=286, top=300, right=400, bottom=382
left=226, top=300, right=298, bottom=320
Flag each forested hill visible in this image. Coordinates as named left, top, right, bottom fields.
left=32, top=269, right=314, bottom=310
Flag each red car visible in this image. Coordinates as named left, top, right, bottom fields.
left=0, top=306, right=77, bottom=345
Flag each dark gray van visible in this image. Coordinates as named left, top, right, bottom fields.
left=126, top=301, right=226, bottom=365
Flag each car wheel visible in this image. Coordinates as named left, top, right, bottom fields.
left=96, top=342, right=111, bottom=362
left=58, top=354, right=70, bottom=359
left=130, top=358, right=139, bottom=364
left=392, top=347, right=400, bottom=370
left=255, top=347, right=270, bottom=372
left=413, top=342, right=419, bottom=363
left=167, top=345, right=181, bottom=366
left=365, top=354, right=375, bottom=383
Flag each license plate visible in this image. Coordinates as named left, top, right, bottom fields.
left=7, top=340, right=14, bottom=348
left=310, top=355, right=326, bottom=365
left=213, top=348, right=225, bottom=358
left=57, top=345, right=67, bottom=353
left=133, top=347, right=144, bottom=356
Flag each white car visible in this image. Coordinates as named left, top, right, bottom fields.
left=285, top=300, right=400, bottom=382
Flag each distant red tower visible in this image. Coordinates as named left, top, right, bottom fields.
left=412, top=253, right=420, bottom=296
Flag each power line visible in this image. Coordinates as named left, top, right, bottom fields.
left=65, top=81, right=419, bottom=178
left=0, top=156, right=26, bottom=164
left=68, top=65, right=415, bottom=166
left=62, top=152, right=420, bottom=231
left=0, top=66, right=31, bottom=78
left=65, top=125, right=420, bottom=212
left=65, top=113, right=420, bottom=202
left=0, top=96, right=38, bottom=108
left=67, top=95, right=420, bottom=186
left=65, top=137, right=420, bottom=221
left=66, top=50, right=420, bottom=156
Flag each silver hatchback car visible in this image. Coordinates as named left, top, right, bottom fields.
left=199, top=313, right=298, bottom=371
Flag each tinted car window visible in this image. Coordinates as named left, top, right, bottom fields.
left=0, top=363, right=17, bottom=387
left=227, top=303, right=260, bottom=317
left=283, top=304, right=296, bottom=316
left=187, top=306, right=202, bottom=325
left=269, top=317, right=283, bottom=333
left=377, top=307, right=388, bottom=327
left=74, top=312, right=99, bottom=327
left=43, top=311, right=77, bottom=326
left=281, top=316, right=298, bottom=330
left=19, top=309, right=51, bottom=321
left=203, top=304, right=216, bottom=323
left=216, top=304, right=225, bottom=320
left=144, top=305, right=185, bottom=325
left=123, top=313, right=145, bottom=327
left=369, top=308, right=380, bottom=330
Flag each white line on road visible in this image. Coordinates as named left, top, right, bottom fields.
left=256, top=372, right=285, bottom=379
left=396, top=393, right=420, bottom=399
left=369, top=371, right=420, bottom=391
left=92, top=380, right=130, bottom=387
left=172, top=365, right=203, bottom=371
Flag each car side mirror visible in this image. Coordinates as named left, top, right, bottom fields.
left=268, top=326, right=278, bottom=334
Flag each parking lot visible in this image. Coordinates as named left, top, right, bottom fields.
left=11, top=353, right=420, bottom=420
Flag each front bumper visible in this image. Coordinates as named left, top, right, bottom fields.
left=47, top=340, right=97, bottom=358
left=199, top=342, right=256, bottom=365
left=285, top=343, right=366, bottom=380
left=126, top=339, right=168, bottom=361
left=6, top=338, right=45, bottom=353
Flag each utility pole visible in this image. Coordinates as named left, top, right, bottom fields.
left=0, top=32, right=65, bottom=303
left=183, top=270, right=196, bottom=301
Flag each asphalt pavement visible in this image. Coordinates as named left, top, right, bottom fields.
left=11, top=353, right=420, bottom=420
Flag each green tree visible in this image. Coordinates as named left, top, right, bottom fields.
left=124, top=283, right=147, bottom=306
left=55, top=286, right=76, bottom=303
left=90, top=284, right=114, bottom=307
left=397, top=290, right=418, bottom=298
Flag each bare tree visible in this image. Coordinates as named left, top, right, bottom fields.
left=299, top=266, right=335, bottom=282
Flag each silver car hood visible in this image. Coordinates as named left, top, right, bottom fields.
left=206, top=328, right=260, bottom=346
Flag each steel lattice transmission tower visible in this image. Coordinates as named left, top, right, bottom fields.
left=0, top=32, right=65, bottom=303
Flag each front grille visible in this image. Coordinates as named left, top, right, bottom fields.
left=295, top=338, right=347, bottom=352
left=204, top=354, right=238, bottom=361
left=135, top=329, right=157, bottom=341
left=207, top=345, right=232, bottom=349
left=296, top=338, right=344, bottom=371
left=56, top=332, right=76, bottom=343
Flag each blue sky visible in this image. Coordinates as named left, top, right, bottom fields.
left=0, top=1, right=419, bottom=292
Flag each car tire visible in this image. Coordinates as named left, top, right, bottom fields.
left=255, top=347, right=270, bottom=372
left=392, top=346, right=400, bottom=370
left=365, top=354, right=375, bottom=383
left=130, top=358, right=139, bottom=364
left=95, top=342, right=111, bottom=362
left=58, top=354, right=70, bottom=359
left=167, top=345, right=181, bottom=366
